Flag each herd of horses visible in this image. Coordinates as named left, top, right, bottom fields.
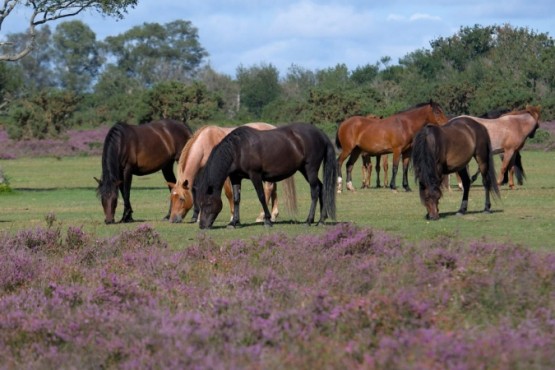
left=95, top=101, right=541, bottom=226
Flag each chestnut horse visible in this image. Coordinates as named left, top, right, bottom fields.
left=168, top=123, right=296, bottom=223
left=336, top=101, right=449, bottom=193
left=196, top=123, right=336, bottom=229
left=412, top=117, right=500, bottom=220
left=95, top=119, right=193, bottom=224
left=464, top=105, right=541, bottom=189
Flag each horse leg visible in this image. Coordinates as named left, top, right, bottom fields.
left=345, top=147, right=362, bottom=192
left=382, top=155, right=389, bottom=188
left=498, top=149, right=514, bottom=187
left=120, top=169, right=134, bottom=223
left=456, top=169, right=471, bottom=215
left=401, top=151, right=412, bottom=192
left=361, top=153, right=371, bottom=189
left=257, top=182, right=278, bottom=222
left=389, top=150, right=401, bottom=190
left=224, top=178, right=234, bottom=222
left=161, top=164, right=176, bottom=220
left=336, top=148, right=351, bottom=193
left=228, top=180, right=242, bottom=228
left=251, top=176, right=273, bottom=227
left=374, top=154, right=381, bottom=188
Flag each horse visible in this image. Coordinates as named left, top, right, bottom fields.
left=411, top=116, right=500, bottom=220
left=195, top=123, right=337, bottom=229
left=167, top=123, right=296, bottom=223
left=95, top=119, right=193, bottom=224
left=465, top=105, right=541, bottom=189
left=336, top=101, right=449, bottom=193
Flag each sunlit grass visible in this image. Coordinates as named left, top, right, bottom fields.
left=1, top=151, right=554, bottom=250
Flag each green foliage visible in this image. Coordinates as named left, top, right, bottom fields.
left=142, top=81, right=222, bottom=125
left=52, top=21, right=103, bottom=92
left=102, top=20, right=208, bottom=87
left=6, top=89, right=81, bottom=139
left=237, top=63, right=281, bottom=118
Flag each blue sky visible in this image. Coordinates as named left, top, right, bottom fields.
left=2, top=0, right=554, bottom=77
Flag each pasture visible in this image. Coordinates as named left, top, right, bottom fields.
left=1, top=150, right=554, bottom=250
left=1, top=150, right=555, bottom=368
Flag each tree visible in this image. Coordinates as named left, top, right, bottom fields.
left=0, top=0, right=137, bottom=61
left=236, top=63, right=281, bottom=118
left=52, top=21, right=103, bottom=92
left=102, top=20, right=208, bottom=87
left=1, top=26, right=54, bottom=92
left=0, top=0, right=137, bottom=189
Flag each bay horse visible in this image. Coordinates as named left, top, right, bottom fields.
left=411, top=117, right=500, bottom=220
left=466, top=105, right=541, bottom=189
left=195, top=123, right=337, bottom=229
left=95, top=119, right=192, bottom=224
left=336, top=101, right=449, bottom=193
left=168, top=123, right=296, bottom=223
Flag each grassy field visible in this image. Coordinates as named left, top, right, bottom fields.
left=1, top=150, right=554, bottom=250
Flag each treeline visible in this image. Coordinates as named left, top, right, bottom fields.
left=0, top=21, right=554, bottom=139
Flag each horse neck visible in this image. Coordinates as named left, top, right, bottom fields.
left=502, top=113, right=538, bottom=134
left=101, top=126, right=125, bottom=183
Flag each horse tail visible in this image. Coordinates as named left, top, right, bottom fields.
left=485, top=137, right=501, bottom=199
left=513, top=151, right=525, bottom=185
left=97, top=123, right=125, bottom=198
left=411, top=125, right=443, bottom=199
left=335, top=125, right=342, bottom=150
left=323, top=139, right=338, bottom=220
left=281, top=176, right=298, bottom=216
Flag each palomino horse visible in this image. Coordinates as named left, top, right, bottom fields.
left=465, top=105, right=541, bottom=189
left=412, top=117, right=500, bottom=220
left=336, top=101, right=449, bottom=193
left=168, top=123, right=296, bottom=223
left=196, top=123, right=337, bottom=229
left=95, top=119, right=193, bottom=224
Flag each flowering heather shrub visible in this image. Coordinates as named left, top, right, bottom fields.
left=0, top=223, right=554, bottom=368
left=0, top=126, right=109, bottom=159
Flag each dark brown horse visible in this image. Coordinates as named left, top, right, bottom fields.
left=195, top=123, right=337, bottom=229
left=95, top=119, right=193, bottom=224
left=336, top=101, right=449, bottom=193
left=411, top=117, right=500, bottom=220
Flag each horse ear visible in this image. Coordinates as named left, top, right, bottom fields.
left=183, top=180, right=189, bottom=190
left=94, top=177, right=101, bottom=185
left=167, top=182, right=176, bottom=190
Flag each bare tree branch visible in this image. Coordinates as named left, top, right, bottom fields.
left=0, top=0, right=136, bottom=61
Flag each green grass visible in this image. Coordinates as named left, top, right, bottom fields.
left=1, top=151, right=554, bottom=250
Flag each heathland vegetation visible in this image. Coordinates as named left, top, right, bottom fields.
left=1, top=5, right=555, bottom=367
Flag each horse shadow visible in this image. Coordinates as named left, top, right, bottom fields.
left=437, top=209, right=504, bottom=219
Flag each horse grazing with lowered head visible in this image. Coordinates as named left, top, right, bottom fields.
left=464, top=105, right=541, bottom=189
left=168, top=123, right=296, bottom=223
left=195, top=123, right=337, bottom=229
left=412, top=116, right=500, bottom=220
left=336, top=101, right=449, bottom=193
left=95, top=119, right=192, bottom=224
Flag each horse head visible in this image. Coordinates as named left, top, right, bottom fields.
left=198, top=184, right=223, bottom=229
left=95, top=177, right=121, bottom=224
left=168, top=180, right=194, bottom=223
left=419, top=182, right=442, bottom=220
left=428, top=100, right=449, bottom=125
left=525, top=105, right=542, bottom=138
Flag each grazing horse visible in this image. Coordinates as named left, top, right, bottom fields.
left=168, top=123, right=296, bottom=223
left=411, top=117, right=500, bottom=220
left=95, top=119, right=193, bottom=224
left=196, top=123, right=337, bottom=229
left=336, top=101, right=449, bottom=193
left=465, top=105, right=541, bottom=189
